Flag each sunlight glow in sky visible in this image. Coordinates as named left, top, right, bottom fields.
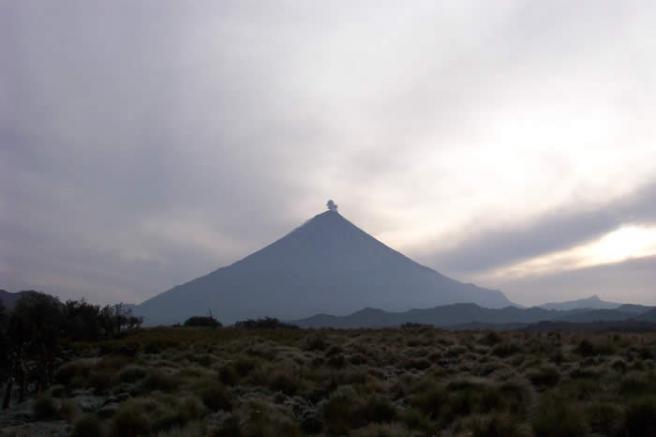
left=485, top=225, right=656, bottom=280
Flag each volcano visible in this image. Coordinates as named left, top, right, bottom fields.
left=136, top=203, right=512, bottom=324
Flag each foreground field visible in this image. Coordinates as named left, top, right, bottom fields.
left=2, top=326, right=656, bottom=436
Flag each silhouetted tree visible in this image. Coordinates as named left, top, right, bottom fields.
left=4, top=292, right=64, bottom=407
left=63, top=299, right=102, bottom=341
left=99, top=304, right=142, bottom=338
left=0, top=302, right=9, bottom=405
left=1, top=293, right=142, bottom=409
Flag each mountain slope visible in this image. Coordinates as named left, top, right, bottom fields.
left=136, top=209, right=512, bottom=325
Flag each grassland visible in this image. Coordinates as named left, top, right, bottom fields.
left=2, top=326, right=656, bottom=436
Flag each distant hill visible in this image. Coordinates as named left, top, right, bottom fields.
left=638, top=308, right=656, bottom=322
left=0, top=289, right=42, bottom=310
left=293, top=302, right=655, bottom=329
left=540, top=294, right=620, bottom=311
left=136, top=205, right=512, bottom=325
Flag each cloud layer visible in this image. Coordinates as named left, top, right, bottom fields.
left=2, top=1, right=656, bottom=305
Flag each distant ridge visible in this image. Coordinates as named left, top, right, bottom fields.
left=540, top=294, right=620, bottom=311
left=292, top=302, right=656, bottom=329
left=136, top=204, right=512, bottom=325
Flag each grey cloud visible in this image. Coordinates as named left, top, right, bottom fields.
left=489, top=255, right=656, bottom=306
left=428, top=180, right=656, bottom=275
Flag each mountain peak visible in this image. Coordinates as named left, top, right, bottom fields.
left=136, top=206, right=512, bottom=324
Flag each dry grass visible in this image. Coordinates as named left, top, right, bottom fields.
left=4, top=327, right=656, bottom=436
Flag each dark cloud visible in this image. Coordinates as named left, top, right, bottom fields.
left=489, top=255, right=656, bottom=306
left=428, top=180, right=656, bottom=275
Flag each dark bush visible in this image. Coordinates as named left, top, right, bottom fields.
left=469, top=413, right=529, bottom=437
left=72, top=414, right=104, bottom=437
left=527, top=365, right=561, bottom=388
left=184, top=315, right=222, bottom=328
left=143, top=369, right=179, bottom=392
left=531, top=394, right=588, bottom=437
left=625, top=397, right=656, bottom=437
left=491, top=342, right=521, bottom=358
left=304, top=333, right=328, bottom=351
left=111, top=403, right=151, bottom=437
left=234, top=317, right=298, bottom=329
left=586, top=402, right=624, bottom=437
left=200, top=381, right=232, bottom=411
left=32, top=395, right=59, bottom=420
left=361, top=397, right=397, bottom=423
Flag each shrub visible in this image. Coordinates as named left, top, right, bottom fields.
left=119, top=365, right=148, bottom=383
left=55, top=360, right=93, bottom=386
left=625, top=397, right=656, bottom=437
left=468, top=413, right=530, bottom=437
left=33, top=395, right=59, bottom=420
left=361, top=396, right=397, bottom=423
left=399, top=407, right=432, bottom=432
left=497, top=380, right=532, bottom=415
left=321, top=386, right=360, bottom=434
left=481, top=331, right=503, bottom=346
left=211, top=414, right=242, bottom=437
left=268, top=365, right=300, bottom=395
left=111, top=402, right=151, bottom=437
left=72, top=414, right=105, bottom=437
left=586, top=402, right=624, bottom=437
left=304, top=333, right=328, bottom=351
left=527, top=365, right=561, bottom=388
left=59, top=399, right=81, bottom=423
left=350, top=423, right=413, bottom=437
left=411, top=382, right=447, bottom=418
left=240, top=400, right=301, bottom=437
left=143, top=369, right=179, bottom=392
left=183, top=316, right=222, bottom=328
left=234, top=317, right=298, bottom=330
left=531, top=394, right=588, bottom=437
left=403, top=358, right=431, bottom=371
left=491, top=342, right=521, bottom=358
left=576, top=339, right=614, bottom=357
left=200, top=381, right=232, bottom=411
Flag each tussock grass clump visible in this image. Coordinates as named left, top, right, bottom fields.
left=239, top=400, right=301, bottom=437
left=32, top=395, right=59, bottom=420
left=586, top=401, right=624, bottom=437
left=142, top=369, right=180, bottom=392
left=491, top=342, right=522, bottom=358
left=625, top=396, right=656, bottom=437
left=526, top=364, right=561, bottom=388
left=72, top=414, right=105, bottom=437
left=55, top=359, right=95, bottom=386
left=199, top=381, right=232, bottom=411
left=466, top=413, right=531, bottom=437
left=531, top=394, right=588, bottom=437
left=119, top=364, right=148, bottom=383
left=110, top=401, right=151, bottom=437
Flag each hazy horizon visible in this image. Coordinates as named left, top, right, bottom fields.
left=2, top=1, right=656, bottom=307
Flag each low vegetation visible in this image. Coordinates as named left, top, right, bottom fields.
left=2, top=299, right=656, bottom=435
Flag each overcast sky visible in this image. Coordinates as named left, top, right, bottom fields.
left=2, top=1, right=656, bottom=306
